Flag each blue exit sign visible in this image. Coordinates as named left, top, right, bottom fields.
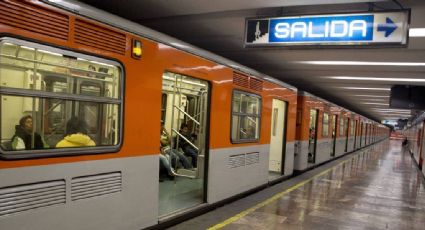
left=245, top=11, right=409, bottom=46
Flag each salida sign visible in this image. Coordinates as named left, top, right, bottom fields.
left=245, top=11, right=409, bottom=46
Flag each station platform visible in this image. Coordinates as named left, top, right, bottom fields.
left=170, top=140, right=425, bottom=229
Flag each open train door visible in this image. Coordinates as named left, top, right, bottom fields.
left=344, top=118, right=349, bottom=152
left=418, top=122, right=425, bottom=170
left=330, top=114, right=337, bottom=157
left=308, top=109, right=319, bottom=163
left=159, top=72, right=210, bottom=218
left=268, top=99, right=288, bottom=181
left=419, top=122, right=424, bottom=170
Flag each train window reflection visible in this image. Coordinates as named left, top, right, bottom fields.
left=0, top=40, right=122, bottom=158
left=231, top=91, right=261, bottom=143
left=322, top=113, right=329, bottom=137
left=0, top=95, right=119, bottom=151
left=0, top=42, right=120, bottom=99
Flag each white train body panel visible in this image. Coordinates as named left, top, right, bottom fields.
left=0, top=156, right=158, bottom=230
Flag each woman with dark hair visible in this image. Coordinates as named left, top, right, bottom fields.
left=11, top=115, right=48, bottom=150
left=56, top=117, right=95, bottom=148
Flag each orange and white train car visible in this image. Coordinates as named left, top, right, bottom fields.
left=0, top=1, right=301, bottom=229
left=403, top=116, right=425, bottom=175
left=294, top=91, right=389, bottom=172
left=0, top=1, right=390, bottom=229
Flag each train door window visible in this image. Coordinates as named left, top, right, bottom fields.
left=308, top=109, right=318, bottom=163
left=231, top=90, right=261, bottom=143
left=159, top=72, right=209, bottom=217
left=350, top=120, right=355, bottom=136
left=322, top=113, right=329, bottom=137
left=0, top=39, right=122, bottom=158
left=339, top=117, right=344, bottom=138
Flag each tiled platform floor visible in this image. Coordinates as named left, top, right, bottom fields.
left=171, top=140, right=425, bottom=229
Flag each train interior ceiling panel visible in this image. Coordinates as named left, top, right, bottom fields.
left=3, top=0, right=424, bottom=229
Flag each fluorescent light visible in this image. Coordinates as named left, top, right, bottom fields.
left=21, top=46, right=35, bottom=51
left=39, top=49, right=62, bottom=56
left=170, top=42, right=189, bottom=49
left=89, top=60, right=114, bottom=67
left=339, top=87, right=390, bottom=91
left=163, top=75, right=206, bottom=87
left=182, top=79, right=206, bottom=87
left=327, top=76, right=425, bottom=82
left=410, top=28, right=425, bottom=37
left=163, top=75, right=175, bottom=81
left=294, top=61, right=425, bottom=67
left=351, top=95, right=390, bottom=98
left=372, top=109, right=411, bottom=114
left=371, top=110, right=411, bottom=114
left=358, top=98, right=388, bottom=101
left=362, top=102, right=389, bottom=105
left=371, top=108, right=411, bottom=111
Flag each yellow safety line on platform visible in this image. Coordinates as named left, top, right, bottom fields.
left=208, top=152, right=366, bottom=230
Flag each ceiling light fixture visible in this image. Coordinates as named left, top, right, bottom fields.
left=351, top=95, right=390, bottom=98
left=361, top=102, right=389, bottom=105
left=371, top=110, right=411, bottom=114
left=410, top=28, right=425, bottom=37
left=326, top=76, right=425, bottom=82
left=358, top=98, right=388, bottom=101
left=294, top=61, right=425, bottom=67
left=338, top=87, right=390, bottom=91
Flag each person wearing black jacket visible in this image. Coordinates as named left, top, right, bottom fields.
left=174, top=123, right=198, bottom=167
left=11, top=115, right=48, bottom=150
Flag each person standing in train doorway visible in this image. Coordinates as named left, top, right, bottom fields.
left=11, top=115, right=48, bottom=150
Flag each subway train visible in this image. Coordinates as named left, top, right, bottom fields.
left=402, top=114, right=425, bottom=177
left=0, top=1, right=389, bottom=229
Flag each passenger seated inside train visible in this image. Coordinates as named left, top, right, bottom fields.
left=56, top=117, right=96, bottom=148
left=241, top=125, right=256, bottom=139
left=159, top=154, right=175, bottom=181
left=87, top=65, right=97, bottom=78
left=11, top=115, right=49, bottom=150
left=174, top=123, right=198, bottom=168
left=161, top=123, right=193, bottom=169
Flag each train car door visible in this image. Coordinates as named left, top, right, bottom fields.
left=364, top=124, right=367, bottom=146
left=418, top=126, right=424, bottom=169
left=353, top=120, right=358, bottom=151
left=330, top=114, right=337, bottom=157
left=360, top=122, right=364, bottom=147
left=268, top=99, right=287, bottom=180
left=365, top=124, right=370, bottom=145
left=308, top=109, right=318, bottom=163
left=159, top=72, right=210, bottom=217
left=420, top=122, right=425, bottom=169
left=344, top=118, right=349, bottom=152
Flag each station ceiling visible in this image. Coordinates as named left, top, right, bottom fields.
left=80, top=0, right=425, bottom=122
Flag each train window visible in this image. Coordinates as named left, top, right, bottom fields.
left=350, top=120, right=355, bottom=136
left=322, top=113, right=329, bottom=137
left=0, top=39, right=122, bottom=159
left=231, top=90, right=261, bottom=143
left=340, top=117, right=344, bottom=137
